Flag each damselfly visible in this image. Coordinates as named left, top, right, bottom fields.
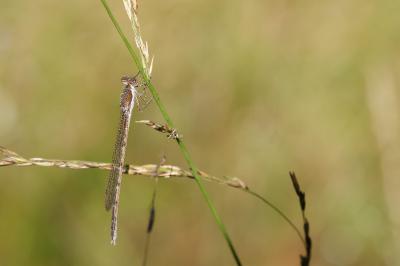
left=105, top=74, right=144, bottom=245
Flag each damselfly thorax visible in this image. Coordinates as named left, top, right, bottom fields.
left=120, top=76, right=137, bottom=113
left=121, top=75, right=152, bottom=111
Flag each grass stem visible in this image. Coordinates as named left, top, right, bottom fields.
left=99, top=0, right=242, bottom=264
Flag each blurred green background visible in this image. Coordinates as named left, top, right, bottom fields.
left=1, top=0, right=400, bottom=265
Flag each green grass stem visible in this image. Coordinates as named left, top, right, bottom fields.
left=99, top=0, right=242, bottom=264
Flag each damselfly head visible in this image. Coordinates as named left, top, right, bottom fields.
left=120, top=74, right=152, bottom=111
left=121, top=76, right=138, bottom=87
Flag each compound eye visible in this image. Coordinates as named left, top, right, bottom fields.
left=121, top=76, right=129, bottom=85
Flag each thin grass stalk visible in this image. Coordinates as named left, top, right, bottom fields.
left=98, top=0, right=242, bottom=264
left=246, top=190, right=305, bottom=247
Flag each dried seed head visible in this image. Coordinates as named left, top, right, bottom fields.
left=136, top=120, right=182, bottom=140
left=123, top=0, right=154, bottom=78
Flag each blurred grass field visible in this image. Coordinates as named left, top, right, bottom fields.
left=1, top=0, right=400, bottom=265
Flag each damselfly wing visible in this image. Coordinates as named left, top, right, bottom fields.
left=105, top=76, right=139, bottom=244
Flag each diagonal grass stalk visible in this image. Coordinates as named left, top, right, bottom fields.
left=99, top=0, right=242, bottom=264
